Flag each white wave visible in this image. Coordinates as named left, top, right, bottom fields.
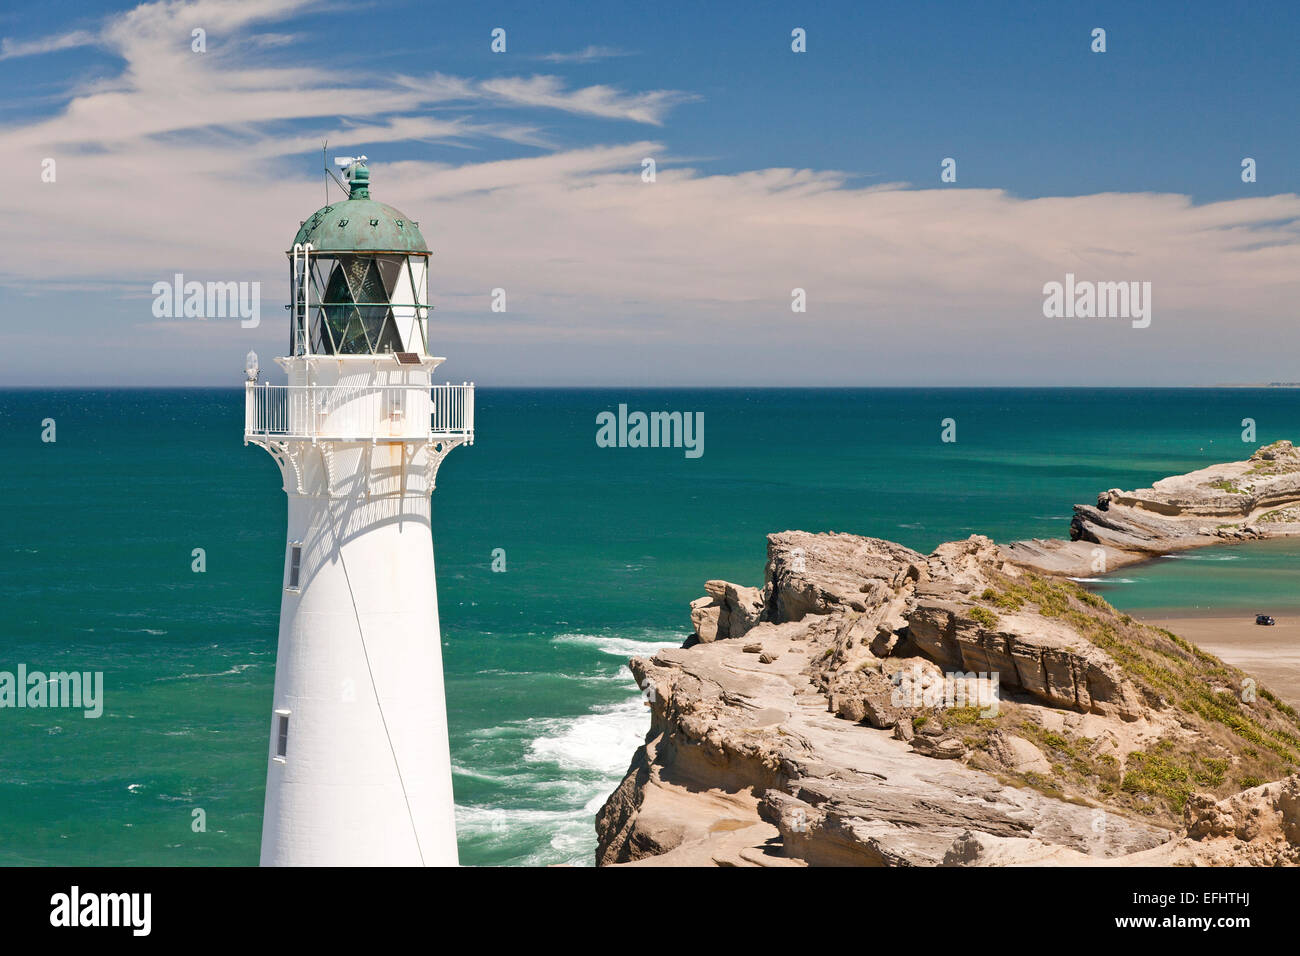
left=524, top=698, right=648, bottom=776
left=551, top=631, right=683, bottom=659
left=455, top=804, right=599, bottom=867
left=454, top=635, right=675, bottom=866
left=1068, top=577, right=1137, bottom=584
left=450, top=764, right=521, bottom=784
left=462, top=724, right=525, bottom=742
left=563, top=672, right=633, bottom=685
left=456, top=804, right=583, bottom=830
left=154, top=663, right=257, bottom=681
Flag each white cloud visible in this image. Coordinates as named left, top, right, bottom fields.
left=477, top=75, right=697, bottom=125
left=537, top=46, right=632, bottom=64
left=0, top=0, right=1297, bottom=387
left=0, top=30, right=98, bottom=61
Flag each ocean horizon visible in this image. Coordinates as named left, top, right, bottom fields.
left=2, top=386, right=1298, bottom=865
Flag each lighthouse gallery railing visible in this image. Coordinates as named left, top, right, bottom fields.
left=245, top=383, right=474, bottom=442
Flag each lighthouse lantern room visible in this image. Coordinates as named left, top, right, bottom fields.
left=245, top=159, right=473, bottom=866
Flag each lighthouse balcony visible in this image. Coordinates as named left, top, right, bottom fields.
left=244, top=382, right=474, bottom=444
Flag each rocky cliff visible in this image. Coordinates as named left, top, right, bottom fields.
left=596, top=508, right=1300, bottom=866
left=1005, top=439, right=1300, bottom=576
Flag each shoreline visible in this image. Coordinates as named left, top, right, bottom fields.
left=1003, top=526, right=1300, bottom=579
left=1132, top=608, right=1300, bottom=708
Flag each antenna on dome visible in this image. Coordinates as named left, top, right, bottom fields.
left=322, top=140, right=348, bottom=199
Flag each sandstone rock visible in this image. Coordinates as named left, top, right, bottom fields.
left=1000, top=538, right=1134, bottom=578
left=905, top=595, right=1143, bottom=719
left=742, top=643, right=762, bottom=654
left=599, top=615, right=1172, bottom=867
left=987, top=731, right=1052, bottom=775
left=940, top=830, right=1067, bottom=866
left=1253, top=440, right=1296, bottom=462
left=594, top=745, right=654, bottom=866
left=689, top=581, right=766, bottom=643
left=766, top=531, right=923, bottom=622
left=1280, top=776, right=1300, bottom=844
left=833, top=695, right=866, bottom=722
left=724, top=583, right=766, bottom=638
left=690, top=596, right=722, bottom=643
left=871, top=624, right=901, bottom=657
left=828, top=668, right=917, bottom=729
left=1184, top=775, right=1300, bottom=851
left=926, top=535, right=1005, bottom=592
left=911, top=735, right=966, bottom=760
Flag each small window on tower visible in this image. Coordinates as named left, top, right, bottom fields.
left=276, top=713, right=290, bottom=759
left=287, top=543, right=302, bottom=590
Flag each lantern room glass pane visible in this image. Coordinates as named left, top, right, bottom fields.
left=310, top=254, right=404, bottom=354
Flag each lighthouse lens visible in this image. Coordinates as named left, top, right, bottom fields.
left=312, top=254, right=405, bottom=355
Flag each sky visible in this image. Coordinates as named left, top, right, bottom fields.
left=0, top=0, right=1297, bottom=386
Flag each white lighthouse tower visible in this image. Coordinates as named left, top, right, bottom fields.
left=245, top=159, right=473, bottom=866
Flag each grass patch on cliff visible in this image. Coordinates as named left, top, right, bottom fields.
left=1121, top=745, right=1229, bottom=814
left=941, top=705, right=993, bottom=727
left=966, top=605, right=999, bottom=628
left=1207, top=479, right=1247, bottom=494
left=980, top=587, right=1024, bottom=612
left=970, top=569, right=1300, bottom=823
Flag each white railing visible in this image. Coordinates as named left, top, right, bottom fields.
left=245, top=382, right=474, bottom=442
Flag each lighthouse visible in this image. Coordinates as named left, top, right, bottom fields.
left=244, top=159, right=473, bottom=866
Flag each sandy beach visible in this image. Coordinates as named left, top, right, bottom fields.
left=1139, top=610, right=1300, bottom=707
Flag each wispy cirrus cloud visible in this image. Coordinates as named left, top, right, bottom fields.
left=0, top=29, right=98, bottom=61
left=537, top=45, right=632, bottom=64
left=478, top=75, right=695, bottom=125
left=2, top=0, right=689, bottom=148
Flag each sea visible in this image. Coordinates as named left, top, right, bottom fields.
left=1, top=387, right=1297, bottom=866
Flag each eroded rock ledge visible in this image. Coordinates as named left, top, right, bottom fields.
left=596, top=525, right=1300, bottom=867
left=1005, top=440, right=1300, bottom=576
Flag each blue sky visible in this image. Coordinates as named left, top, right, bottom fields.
left=1, top=0, right=1297, bottom=385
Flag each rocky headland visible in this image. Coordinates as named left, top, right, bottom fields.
left=1006, top=439, right=1300, bottom=576
left=595, top=443, right=1300, bottom=867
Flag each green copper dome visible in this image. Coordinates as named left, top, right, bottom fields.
left=289, top=163, right=429, bottom=255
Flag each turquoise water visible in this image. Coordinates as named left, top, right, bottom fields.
left=1089, top=537, right=1300, bottom=615
left=1, top=387, right=1297, bottom=865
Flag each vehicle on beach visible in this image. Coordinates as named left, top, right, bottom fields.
left=1256, top=614, right=1276, bottom=626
